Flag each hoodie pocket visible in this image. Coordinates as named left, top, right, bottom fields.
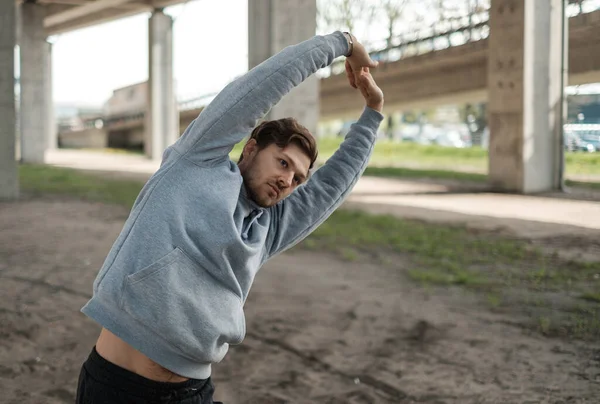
left=120, top=247, right=245, bottom=362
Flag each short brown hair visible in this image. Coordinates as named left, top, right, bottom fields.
left=238, top=118, right=318, bottom=169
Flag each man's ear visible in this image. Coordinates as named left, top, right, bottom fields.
left=242, top=139, right=258, bottom=159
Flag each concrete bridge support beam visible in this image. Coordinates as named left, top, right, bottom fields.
left=46, top=42, right=56, bottom=151
left=0, top=0, right=18, bottom=200
left=145, top=9, right=178, bottom=160
left=248, top=0, right=319, bottom=135
left=487, top=0, right=566, bottom=193
left=19, top=1, right=50, bottom=164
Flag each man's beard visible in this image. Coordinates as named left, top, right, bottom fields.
left=242, top=169, right=273, bottom=208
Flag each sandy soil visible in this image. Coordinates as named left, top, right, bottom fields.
left=0, top=195, right=599, bottom=403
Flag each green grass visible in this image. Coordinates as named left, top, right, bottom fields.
left=315, top=137, right=600, bottom=176
left=565, top=179, right=600, bottom=190
left=301, top=209, right=600, bottom=339
left=486, top=293, right=502, bottom=308
left=565, top=305, right=600, bottom=339
left=581, top=292, right=600, bottom=303
left=318, top=137, right=489, bottom=169
left=363, top=166, right=487, bottom=183
left=19, top=164, right=144, bottom=209
left=363, top=166, right=600, bottom=189
left=305, top=209, right=529, bottom=264
left=408, top=267, right=482, bottom=286
left=565, top=152, right=600, bottom=175
left=539, top=316, right=552, bottom=335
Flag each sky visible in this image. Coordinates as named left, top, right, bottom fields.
left=51, top=0, right=248, bottom=107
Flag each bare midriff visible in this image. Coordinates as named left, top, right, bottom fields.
left=95, top=328, right=189, bottom=383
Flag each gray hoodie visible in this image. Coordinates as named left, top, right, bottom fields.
left=81, top=31, right=384, bottom=379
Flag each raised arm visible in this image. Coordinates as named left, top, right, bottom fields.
left=266, top=66, right=385, bottom=257
left=173, top=32, right=357, bottom=164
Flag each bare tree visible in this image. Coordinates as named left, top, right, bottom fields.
left=317, top=0, right=382, bottom=46
left=569, top=0, right=585, bottom=14
left=317, top=0, right=362, bottom=35
left=379, top=0, right=409, bottom=47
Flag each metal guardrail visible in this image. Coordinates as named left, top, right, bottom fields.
left=322, top=0, right=600, bottom=77
left=178, top=92, right=218, bottom=112
left=324, top=17, right=490, bottom=77
left=93, top=93, right=218, bottom=129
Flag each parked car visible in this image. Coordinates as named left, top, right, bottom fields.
left=432, top=125, right=472, bottom=148
left=564, top=124, right=600, bottom=152
left=576, top=132, right=600, bottom=152
left=395, top=124, right=421, bottom=142
left=481, top=124, right=599, bottom=152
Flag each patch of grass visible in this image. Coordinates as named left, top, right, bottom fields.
left=408, top=269, right=455, bottom=285
left=529, top=267, right=555, bottom=284
left=19, top=164, right=144, bottom=209
left=486, top=293, right=502, bottom=308
left=565, top=179, right=600, bottom=190
left=317, top=138, right=488, bottom=169
left=568, top=307, right=600, bottom=339
left=565, top=152, right=600, bottom=175
left=301, top=239, right=318, bottom=250
left=316, top=137, right=600, bottom=176
left=308, top=209, right=528, bottom=289
left=539, top=316, right=552, bottom=335
left=363, top=166, right=486, bottom=183
left=408, top=268, right=481, bottom=286
left=580, top=292, right=600, bottom=303
left=309, top=210, right=533, bottom=267
left=304, top=209, right=600, bottom=339
left=339, top=247, right=359, bottom=262
left=362, top=166, right=600, bottom=190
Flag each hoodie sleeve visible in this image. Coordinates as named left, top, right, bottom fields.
left=173, top=32, right=350, bottom=165
left=266, top=107, right=384, bottom=257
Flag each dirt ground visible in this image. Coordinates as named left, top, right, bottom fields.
left=1, top=195, right=599, bottom=404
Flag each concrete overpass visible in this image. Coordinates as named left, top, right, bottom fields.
left=0, top=0, right=584, bottom=198
left=1, top=0, right=191, bottom=202
left=78, top=8, right=600, bottom=145
left=35, top=0, right=187, bottom=35
left=321, top=8, right=600, bottom=119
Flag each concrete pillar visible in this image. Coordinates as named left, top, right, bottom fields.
left=0, top=0, right=19, bottom=200
left=19, top=2, right=49, bottom=163
left=46, top=41, right=56, bottom=150
left=487, top=0, right=566, bottom=193
left=146, top=9, right=178, bottom=160
left=248, top=0, right=319, bottom=135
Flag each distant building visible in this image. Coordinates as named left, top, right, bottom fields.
left=103, top=81, right=148, bottom=118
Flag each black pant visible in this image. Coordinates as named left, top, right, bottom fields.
left=76, top=347, right=223, bottom=404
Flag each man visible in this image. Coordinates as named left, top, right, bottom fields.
left=76, top=30, right=384, bottom=403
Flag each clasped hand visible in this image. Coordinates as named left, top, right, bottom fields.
left=344, top=36, right=384, bottom=112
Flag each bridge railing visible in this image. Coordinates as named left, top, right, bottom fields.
left=89, top=93, right=218, bottom=130
left=178, top=92, right=218, bottom=112
left=321, top=0, right=600, bottom=78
